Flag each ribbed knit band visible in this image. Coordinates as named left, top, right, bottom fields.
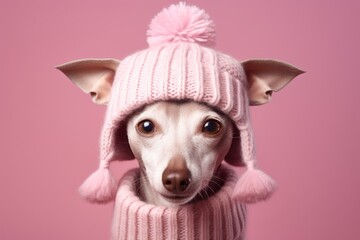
left=112, top=165, right=246, bottom=240
left=101, top=42, right=251, bottom=163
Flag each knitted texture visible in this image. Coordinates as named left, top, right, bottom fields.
left=79, top=2, right=276, bottom=204
left=112, top=165, right=246, bottom=240
left=104, top=42, right=248, bottom=162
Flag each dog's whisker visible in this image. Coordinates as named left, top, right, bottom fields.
left=198, top=190, right=208, bottom=201
left=134, top=175, right=151, bottom=198
left=189, top=175, right=226, bottom=204
left=210, top=178, right=225, bottom=187
left=210, top=174, right=225, bottom=181
left=206, top=186, right=216, bottom=196
left=195, top=192, right=203, bottom=202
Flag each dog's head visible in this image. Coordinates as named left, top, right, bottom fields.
left=58, top=57, right=303, bottom=205
left=57, top=3, right=303, bottom=205
left=125, top=101, right=234, bottom=206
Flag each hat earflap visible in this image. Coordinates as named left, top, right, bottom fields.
left=232, top=128, right=277, bottom=203
left=78, top=156, right=117, bottom=203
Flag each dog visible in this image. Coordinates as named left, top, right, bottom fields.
left=57, top=57, right=303, bottom=206
left=126, top=100, right=233, bottom=207
left=57, top=2, right=304, bottom=239
left=57, top=57, right=303, bottom=239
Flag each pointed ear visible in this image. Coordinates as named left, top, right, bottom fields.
left=56, top=58, right=121, bottom=105
left=242, top=59, right=304, bottom=106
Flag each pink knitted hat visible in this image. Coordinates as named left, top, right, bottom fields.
left=69, top=2, right=302, bottom=204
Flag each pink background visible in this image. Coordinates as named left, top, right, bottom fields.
left=1, top=0, right=360, bottom=239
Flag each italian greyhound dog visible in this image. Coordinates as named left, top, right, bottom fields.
left=57, top=3, right=304, bottom=239
left=57, top=58, right=303, bottom=207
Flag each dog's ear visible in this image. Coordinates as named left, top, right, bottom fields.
left=57, top=58, right=120, bottom=105
left=242, top=59, right=304, bottom=106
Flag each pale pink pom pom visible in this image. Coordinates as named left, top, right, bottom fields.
left=79, top=168, right=117, bottom=203
left=147, top=2, right=216, bottom=47
left=232, top=168, right=277, bottom=203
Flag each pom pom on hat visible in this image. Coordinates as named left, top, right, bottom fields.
left=232, top=166, right=277, bottom=203
left=147, top=2, right=216, bottom=47
left=79, top=160, right=117, bottom=203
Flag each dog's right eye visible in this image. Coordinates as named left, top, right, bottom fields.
left=202, top=119, right=222, bottom=136
left=137, top=120, right=155, bottom=135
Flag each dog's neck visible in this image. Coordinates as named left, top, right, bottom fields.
left=137, top=165, right=225, bottom=206
left=112, top=165, right=246, bottom=240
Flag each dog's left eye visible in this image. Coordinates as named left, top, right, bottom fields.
left=202, top=119, right=222, bottom=135
left=137, top=120, right=155, bottom=135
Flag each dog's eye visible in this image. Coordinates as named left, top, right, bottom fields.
left=137, top=120, right=155, bottom=135
left=202, top=119, right=222, bottom=135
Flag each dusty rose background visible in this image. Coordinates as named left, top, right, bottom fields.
left=1, top=0, right=359, bottom=239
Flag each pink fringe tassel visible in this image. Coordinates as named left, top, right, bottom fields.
left=232, top=168, right=277, bottom=203
left=79, top=168, right=117, bottom=203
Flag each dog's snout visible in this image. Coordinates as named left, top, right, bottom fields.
left=162, top=170, right=191, bottom=193
left=162, top=158, right=191, bottom=193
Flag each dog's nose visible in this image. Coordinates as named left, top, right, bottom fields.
left=162, top=167, right=191, bottom=193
